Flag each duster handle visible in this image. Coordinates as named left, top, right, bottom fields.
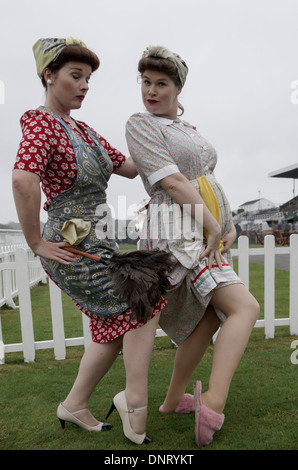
left=64, top=246, right=101, bottom=262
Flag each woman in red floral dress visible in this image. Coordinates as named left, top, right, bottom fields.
left=12, top=37, right=167, bottom=445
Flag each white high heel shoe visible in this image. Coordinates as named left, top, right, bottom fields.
left=57, top=403, right=112, bottom=432
left=105, top=391, right=152, bottom=445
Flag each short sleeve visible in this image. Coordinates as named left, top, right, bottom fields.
left=99, top=136, right=126, bottom=172
left=14, top=111, right=54, bottom=178
left=125, top=113, right=179, bottom=186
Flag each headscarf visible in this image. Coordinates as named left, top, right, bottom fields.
left=33, top=37, right=87, bottom=79
left=142, top=45, right=188, bottom=87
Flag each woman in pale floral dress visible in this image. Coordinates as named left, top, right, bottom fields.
left=126, top=45, right=260, bottom=446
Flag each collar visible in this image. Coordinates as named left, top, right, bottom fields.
left=147, top=112, right=180, bottom=126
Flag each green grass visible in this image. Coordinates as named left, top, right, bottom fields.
left=0, top=330, right=297, bottom=450
left=0, top=246, right=297, bottom=451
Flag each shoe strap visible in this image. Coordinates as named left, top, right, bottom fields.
left=127, top=405, right=147, bottom=413
left=72, top=408, right=88, bottom=415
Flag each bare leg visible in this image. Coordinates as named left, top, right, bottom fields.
left=161, top=306, right=220, bottom=412
left=62, top=336, right=123, bottom=425
left=122, top=313, right=161, bottom=434
left=203, top=283, right=260, bottom=413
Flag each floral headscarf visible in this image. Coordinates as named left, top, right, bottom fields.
left=142, top=45, right=188, bottom=87
left=33, top=37, right=87, bottom=79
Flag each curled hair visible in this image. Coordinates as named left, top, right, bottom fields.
left=138, top=56, right=184, bottom=116
left=42, top=45, right=100, bottom=88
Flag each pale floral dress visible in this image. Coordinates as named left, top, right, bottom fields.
left=126, top=112, right=242, bottom=344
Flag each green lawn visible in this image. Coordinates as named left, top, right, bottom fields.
left=0, top=245, right=297, bottom=451
left=0, top=328, right=297, bottom=451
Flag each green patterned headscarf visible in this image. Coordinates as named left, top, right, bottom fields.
left=33, top=37, right=87, bottom=79
left=142, top=45, right=188, bottom=87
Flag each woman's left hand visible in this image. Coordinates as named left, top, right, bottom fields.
left=221, top=223, right=236, bottom=254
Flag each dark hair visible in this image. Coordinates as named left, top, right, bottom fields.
left=42, top=44, right=100, bottom=88
left=138, top=56, right=184, bottom=115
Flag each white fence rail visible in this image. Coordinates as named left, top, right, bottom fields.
left=0, top=235, right=298, bottom=364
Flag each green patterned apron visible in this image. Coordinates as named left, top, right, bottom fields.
left=39, top=107, right=128, bottom=318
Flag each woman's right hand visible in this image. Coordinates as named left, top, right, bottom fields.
left=200, top=225, right=224, bottom=270
left=32, top=239, right=79, bottom=265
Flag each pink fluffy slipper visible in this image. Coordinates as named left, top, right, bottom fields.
left=159, top=393, right=195, bottom=414
left=194, top=381, right=225, bottom=446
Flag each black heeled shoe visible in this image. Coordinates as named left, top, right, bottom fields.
left=106, top=391, right=152, bottom=445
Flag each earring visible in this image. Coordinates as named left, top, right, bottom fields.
left=47, top=79, right=52, bottom=85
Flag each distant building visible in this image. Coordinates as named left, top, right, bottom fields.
left=232, top=164, right=298, bottom=233
left=280, top=195, right=298, bottom=223
left=280, top=195, right=298, bottom=212
left=268, top=163, right=298, bottom=224
left=234, top=198, right=282, bottom=232
left=238, top=198, right=276, bottom=213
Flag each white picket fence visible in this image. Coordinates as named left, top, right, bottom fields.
left=0, top=244, right=47, bottom=309
left=0, top=234, right=298, bottom=364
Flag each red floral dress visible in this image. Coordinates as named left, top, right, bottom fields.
left=15, top=109, right=166, bottom=343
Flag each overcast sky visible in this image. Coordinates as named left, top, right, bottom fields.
left=0, top=0, right=297, bottom=224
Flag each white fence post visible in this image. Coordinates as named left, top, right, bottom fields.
left=15, top=248, right=35, bottom=363
left=49, top=279, right=66, bottom=360
left=237, top=235, right=249, bottom=288
left=290, top=234, right=298, bottom=335
left=264, top=235, right=275, bottom=339
left=0, top=314, right=4, bottom=364
left=3, top=252, right=17, bottom=308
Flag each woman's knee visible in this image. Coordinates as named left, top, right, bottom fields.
left=249, top=296, right=260, bottom=322
left=211, top=284, right=260, bottom=321
left=241, top=290, right=260, bottom=320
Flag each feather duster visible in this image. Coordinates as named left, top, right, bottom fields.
left=107, top=249, right=176, bottom=321
left=64, top=246, right=175, bottom=321
left=61, top=219, right=176, bottom=321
